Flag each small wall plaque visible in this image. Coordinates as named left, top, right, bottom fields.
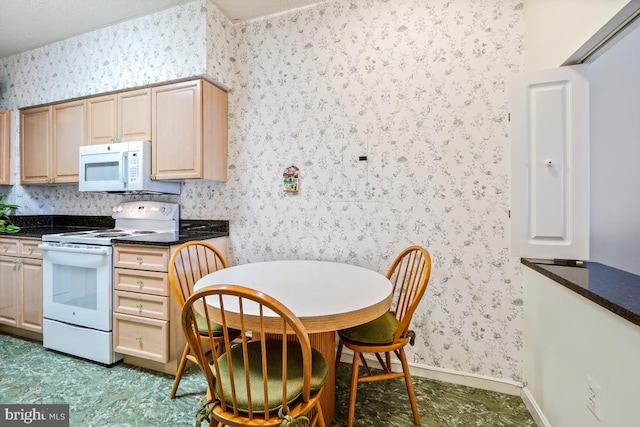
left=283, top=165, right=300, bottom=193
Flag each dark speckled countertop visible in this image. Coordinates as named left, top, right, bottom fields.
left=522, top=258, right=640, bottom=327
left=9, top=215, right=115, bottom=238
left=7, top=215, right=228, bottom=245
left=113, top=219, right=229, bottom=246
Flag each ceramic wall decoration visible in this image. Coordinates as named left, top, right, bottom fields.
left=283, top=165, right=299, bottom=193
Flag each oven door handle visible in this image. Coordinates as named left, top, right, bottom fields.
left=38, top=244, right=111, bottom=255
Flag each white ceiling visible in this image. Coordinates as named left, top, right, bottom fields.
left=0, top=0, right=324, bottom=59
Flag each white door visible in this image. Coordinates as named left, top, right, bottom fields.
left=509, top=65, right=589, bottom=260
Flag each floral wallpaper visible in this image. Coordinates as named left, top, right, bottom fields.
left=226, top=0, right=525, bottom=382
left=0, top=0, right=526, bottom=383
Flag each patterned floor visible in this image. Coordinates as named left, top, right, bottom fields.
left=0, top=333, right=535, bottom=426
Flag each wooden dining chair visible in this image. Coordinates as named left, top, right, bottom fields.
left=335, top=245, right=432, bottom=426
left=168, top=240, right=240, bottom=399
left=182, top=284, right=328, bottom=427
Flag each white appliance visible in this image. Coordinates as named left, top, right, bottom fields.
left=40, top=201, right=180, bottom=365
left=78, top=140, right=181, bottom=194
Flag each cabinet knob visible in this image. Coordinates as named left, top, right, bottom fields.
left=135, top=335, right=142, bottom=342
left=27, top=247, right=34, bottom=253
left=136, top=256, right=143, bottom=264
left=136, top=303, right=143, bottom=311
left=12, top=259, right=22, bottom=264
left=2, top=244, right=9, bottom=251
left=136, top=279, right=143, bottom=286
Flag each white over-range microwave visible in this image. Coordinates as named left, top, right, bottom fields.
left=78, top=140, right=180, bottom=194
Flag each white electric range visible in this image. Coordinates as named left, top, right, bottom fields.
left=39, top=201, right=179, bottom=365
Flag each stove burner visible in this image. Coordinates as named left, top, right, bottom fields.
left=94, top=232, right=131, bottom=238
left=42, top=201, right=179, bottom=246
left=60, top=231, right=94, bottom=236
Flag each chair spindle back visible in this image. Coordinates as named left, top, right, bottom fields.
left=169, top=241, right=228, bottom=308
left=182, top=284, right=318, bottom=424
left=386, top=245, right=432, bottom=342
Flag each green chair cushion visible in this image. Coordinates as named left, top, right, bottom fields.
left=213, top=340, right=328, bottom=414
left=338, top=311, right=399, bottom=344
left=195, top=312, right=229, bottom=337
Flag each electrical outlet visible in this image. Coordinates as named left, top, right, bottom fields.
left=586, top=375, right=602, bottom=420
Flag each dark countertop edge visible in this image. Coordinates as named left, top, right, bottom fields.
left=111, top=231, right=229, bottom=246
left=521, top=258, right=640, bottom=328
left=3, top=216, right=229, bottom=244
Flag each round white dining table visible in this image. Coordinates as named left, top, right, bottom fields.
left=193, top=259, right=392, bottom=424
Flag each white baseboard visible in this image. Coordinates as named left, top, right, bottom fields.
left=521, top=386, right=551, bottom=427
left=338, top=350, right=523, bottom=396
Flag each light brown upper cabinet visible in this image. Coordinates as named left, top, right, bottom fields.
left=20, top=99, right=86, bottom=184
left=152, top=80, right=227, bottom=181
left=20, top=106, right=52, bottom=184
left=87, top=94, right=116, bottom=145
left=0, top=110, right=10, bottom=185
left=87, top=88, right=151, bottom=145
left=20, top=78, right=226, bottom=184
left=53, top=100, right=86, bottom=183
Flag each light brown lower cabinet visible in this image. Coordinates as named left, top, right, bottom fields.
left=0, top=238, right=43, bottom=336
left=113, top=237, right=228, bottom=374
left=114, top=312, right=169, bottom=363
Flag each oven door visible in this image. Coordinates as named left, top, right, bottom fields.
left=40, top=243, right=113, bottom=332
left=78, top=143, right=128, bottom=192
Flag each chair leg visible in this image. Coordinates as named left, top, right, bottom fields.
left=170, top=343, right=191, bottom=399
left=335, top=339, right=344, bottom=374
left=398, top=347, right=421, bottom=426
left=213, top=338, right=225, bottom=358
left=347, top=350, right=361, bottom=427
left=314, top=399, right=326, bottom=427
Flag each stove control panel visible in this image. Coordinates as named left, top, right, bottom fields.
left=111, top=201, right=179, bottom=222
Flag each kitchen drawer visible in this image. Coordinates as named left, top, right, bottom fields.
left=115, top=290, right=168, bottom=320
left=18, top=240, right=42, bottom=259
left=114, top=268, right=168, bottom=296
left=114, top=313, right=169, bottom=363
left=114, top=245, right=170, bottom=272
left=0, top=239, right=18, bottom=257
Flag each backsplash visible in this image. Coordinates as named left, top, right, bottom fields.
left=0, top=0, right=526, bottom=384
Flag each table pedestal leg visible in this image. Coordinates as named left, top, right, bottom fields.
left=262, top=330, right=336, bottom=425
left=309, top=331, right=336, bottom=425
